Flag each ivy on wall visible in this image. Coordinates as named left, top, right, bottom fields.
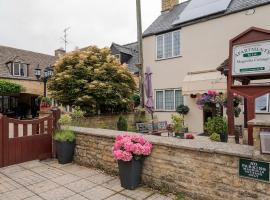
left=0, top=80, right=23, bottom=95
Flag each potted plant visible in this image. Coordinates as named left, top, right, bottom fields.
left=171, top=114, right=184, bottom=138
left=54, top=129, right=76, bottom=164
left=176, top=105, right=190, bottom=133
left=39, top=96, right=52, bottom=112
left=205, top=116, right=228, bottom=142
left=112, top=134, right=152, bottom=190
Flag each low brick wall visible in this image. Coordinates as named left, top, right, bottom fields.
left=71, top=127, right=270, bottom=200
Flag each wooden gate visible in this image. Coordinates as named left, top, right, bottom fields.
left=0, top=114, right=54, bottom=167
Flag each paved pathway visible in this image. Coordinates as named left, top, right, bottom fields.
left=0, top=160, right=175, bottom=200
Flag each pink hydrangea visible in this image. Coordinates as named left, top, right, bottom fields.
left=112, top=134, right=153, bottom=162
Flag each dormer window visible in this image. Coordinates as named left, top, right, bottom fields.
left=13, top=62, right=28, bottom=77
left=115, top=54, right=121, bottom=60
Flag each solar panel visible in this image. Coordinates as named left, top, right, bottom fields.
left=173, top=0, right=232, bottom=25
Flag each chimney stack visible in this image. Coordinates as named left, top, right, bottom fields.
left=54, top=48, right=66, bottom=58
left=162, top=0, right=179, bottom=12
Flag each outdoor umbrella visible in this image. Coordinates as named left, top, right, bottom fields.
left=144, top=67, right=155, bottom=132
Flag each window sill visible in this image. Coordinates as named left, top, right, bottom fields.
left=256, top=112, right=270, bottom=115
left=155, top=110, right=176, bottom=112
left=155, top=55, right=182, bottom=62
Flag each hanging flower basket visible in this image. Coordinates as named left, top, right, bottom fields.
left=112, top=134, right=152, bottom=190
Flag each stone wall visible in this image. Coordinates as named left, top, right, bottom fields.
left=72, top=127, right=270, bottom=200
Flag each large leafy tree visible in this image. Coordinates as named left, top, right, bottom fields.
left=48, top=46, right=136, bottom=114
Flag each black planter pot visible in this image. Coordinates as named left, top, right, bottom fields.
left=55, top=140, right=75, bottom=164
left=118, top=159, right=144, bottom=190
left=219, top=133, right=228, bottom=143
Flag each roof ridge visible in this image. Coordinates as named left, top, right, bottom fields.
left=0, top=45, right=55, bottom=57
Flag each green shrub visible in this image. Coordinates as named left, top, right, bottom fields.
left=171, top=114, right=184, bottom=133
left=205, top=116, right=227, bottom=135
left=210, top=132, right=221, bottom=142
left=59, top=114, right=72, bottom=125
left=54, top=129, right=75, bottom=142
left=71, top=106, right=85, bottom=119
left=40, top=96, right=52, bottom=106
left=117, top=115, right=128, bottom=131
left=132, top=93, right=140, bottom=108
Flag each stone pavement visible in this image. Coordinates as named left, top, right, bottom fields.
left=0, top=160, right=175, bottom=200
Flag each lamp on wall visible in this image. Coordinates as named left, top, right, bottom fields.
left=34, top=64, right=54, bottom=97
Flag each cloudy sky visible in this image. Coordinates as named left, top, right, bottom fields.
left=0, top=0, right=161, bottom=55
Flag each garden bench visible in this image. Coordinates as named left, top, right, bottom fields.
left=136, top=121, right=168, bottom=136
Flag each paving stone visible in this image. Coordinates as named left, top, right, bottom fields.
left=52, top=174, right=81, bottom=185
left=0, top=174, right=22, bottom=193
left=39, top=186, right=75, bottom=200
left=146, top=193, right=175, bottom=200
left=62, top=165, right=100, bottom=178
left=32, top=166, right=67, bottom=179
left=121, top=187, right=155, bottom=200
left=24, top=195, right=44, bottom=200
left=80, top=185, right=115, bottom=200
left=0, top=187, right=35, bottom=200
left=102, top=178, right=124, bottom=192
left=65, top=194, right=88, bottom=200
left=65, top=179, right=96, bottom=193
left=19, top=160, right=46, bottom=169
left=11, top=171, right=47, bottom=186
left=0, top=165, right=25, bottom=175
left=27, top=180, right=60, bottom=194
left=87, top=173, right=115, bottom=184
left=105, top=193, right=133, bottom=200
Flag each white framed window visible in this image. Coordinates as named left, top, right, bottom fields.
left=12, top=62, right=28, bottom=77
left=156, top=30, right=181, bottom=60
left=256, top=94, right=270, bottom=113
left=155, top=89, right=184, bottom=111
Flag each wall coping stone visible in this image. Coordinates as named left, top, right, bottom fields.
left=248, top=119, right=270, bottom=127
left=70, top=126, right=257, bottom=159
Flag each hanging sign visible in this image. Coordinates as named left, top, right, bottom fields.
left=232, top=40, right=270, bottom=76
left=239, top=158, right=270, bottom=183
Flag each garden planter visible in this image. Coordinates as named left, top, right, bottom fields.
left=55, top=140, right=75, bottom=164
left=118, top=159, right=144, bottom=190
left=220, top=133, right=228, bottom=143
left=40, top=106, right=51, bottom=112
left=175, top=132, right=185, bottom=139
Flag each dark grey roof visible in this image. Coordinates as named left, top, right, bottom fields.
left=111, top=42, right=139, bottom=73
left=0, top=45, right=56, bottom=80
left=143, top=0, right=270, bottom=37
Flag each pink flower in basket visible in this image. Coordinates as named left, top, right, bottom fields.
left=112, top=134, right=153, bottom=162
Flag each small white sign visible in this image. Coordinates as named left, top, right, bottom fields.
left=233, top=40, right=270, bottom=76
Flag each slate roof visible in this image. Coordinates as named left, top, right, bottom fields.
left=111, top=42, right=139, bottom=73
left=0, top=45, right=56, bottom=80
left=143, top=0, right=270, bottom=37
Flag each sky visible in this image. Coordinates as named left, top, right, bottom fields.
left=0, top=0, right=161, bottom=55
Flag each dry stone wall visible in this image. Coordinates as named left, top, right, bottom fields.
left=72, top=127, right=270, bottom=200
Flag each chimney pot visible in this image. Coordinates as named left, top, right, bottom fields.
left=162, top=0, right=179, bottom=12
left=55, top=48, right=66, bottom=58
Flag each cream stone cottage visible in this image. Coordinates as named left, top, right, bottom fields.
left=143, top=0, right=270, bottom=133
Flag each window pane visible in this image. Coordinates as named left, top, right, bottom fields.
left=156, top=35, right=164, bottom=59
left=256, top=94, right=269, bottom=112
left=173, top=31, right=180, bottom=56
left=175, top=90, right=184, bottom=107
left=165, top=90, right=174, bottom=110
left=20, top=64, right=27, bottom=77
left=13, top=63, right=20, bottom=76
left=156, top=91, right=164, bottom=110
left=164, top=32, right=172, bottom=58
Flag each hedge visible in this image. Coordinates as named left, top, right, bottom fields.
left=0, top=80, right=23, bottom=95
